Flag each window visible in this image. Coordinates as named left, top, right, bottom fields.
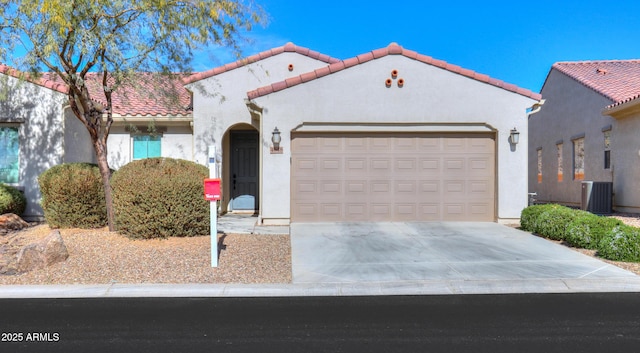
left=0, top=126, right=19, bottom=183
left=573, top=137, right=585, bottom=181
left=537, top=148, right=542, bottom=183
left=557, top=143, right=563, bottom=182
left=133, top=135, right=161, bottom=159
left=604, top=130, right=611, bottom=169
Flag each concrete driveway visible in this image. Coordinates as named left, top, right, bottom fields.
left=291, top=222, right=638, bottom=292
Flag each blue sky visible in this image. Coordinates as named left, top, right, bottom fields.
left=203, top=0, right=640, bottom=93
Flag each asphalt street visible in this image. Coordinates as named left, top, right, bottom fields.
left=1, top=293, right=640, bottom=353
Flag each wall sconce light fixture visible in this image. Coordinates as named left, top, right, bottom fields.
left=271, top=127, right=282, bottom=151
left=510, top=127, right=520, bottom=145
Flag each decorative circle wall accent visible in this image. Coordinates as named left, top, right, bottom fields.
left=391, top=69, right=398, bottom=78
left=397, top=78, right=405, bottom=87
left=385, top=78, right=392, bottom=87
left=288, top=64, right=294, bottom=71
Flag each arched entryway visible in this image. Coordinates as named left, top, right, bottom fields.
left=222, top=124, right=259, bottom=213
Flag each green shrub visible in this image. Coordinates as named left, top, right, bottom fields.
left=0, top=183, right=26, bottom=215
left=520, top=204, right=558, bottom=233
left=38, top=163, right=107, bottom=228
left=565, top=214, right=623, bottom=250
left=535, top=206, right=581, bottom=240
left=111, top=158, right=209, bottom=239
left=597, top=225, right=640, bottom=262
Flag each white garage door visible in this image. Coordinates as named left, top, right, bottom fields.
left=291, top=132, right=495, bottom=222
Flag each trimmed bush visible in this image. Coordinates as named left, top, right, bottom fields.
left=0, top=183, right=26, bottom=215
left=38, top=163, right=107, bottom=228
left=598, top=225, right=640, bottom=262
left=111, top=158, right=209, bottom=239
left=535, top=205, right=586, bottom=241
left=520, top=204, right=558, bottom=233
left=565, top=214, right=622, bottom=250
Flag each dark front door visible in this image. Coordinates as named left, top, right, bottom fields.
left=230, top=131, right=259, bottom=211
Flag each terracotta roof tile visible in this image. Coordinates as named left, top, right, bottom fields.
left=0, top=64, right=68, bottom=94
left=552, top=60, right=640, bottom=107
left=184, top=42, right=339, bottom=84
left=606, top=94, right=640, bottom=110
left=388, top=43, right=403, bottom=55
left=88, top=73, right=191, bottom=117
left=247, top=43, right=542, bottom=101
left=270, top=80, right=287, bottom=93
left=314, top=66, right=331, bottom=78
left=1, top=65, right=191, bottom=117
left=371, top=48, right=387, bottom=58
left=300, top=71, right=317, bottom=83
left=285, top=76, right=303, bottom=87
left=343, top=57, right=359, bottom=68
left=357, top=52, right=375, bottom=64
left=329, top=61, right=345, bottom=73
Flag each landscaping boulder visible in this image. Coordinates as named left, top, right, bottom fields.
left=16, top=230, right=69, bottom=272
left=0, top=213, right=29, bottom=233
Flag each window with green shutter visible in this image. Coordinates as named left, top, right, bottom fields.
left=133, top=135, right=161, bottom=159
left=0, top=126, right=19, bottom=183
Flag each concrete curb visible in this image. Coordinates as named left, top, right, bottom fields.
left=2, top=278, right=640, bottom=298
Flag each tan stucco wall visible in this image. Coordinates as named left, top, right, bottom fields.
left=188, top=52, right=334, bottom=212
left=107, top=124, right=194, bottom=169
left=0, top=74, right=67, bottom=219
left=529, top=69, right=616, bottom=207
left=610, top=113, right=640, bottom=212
left=63, top=109, right=95, bottom=164
left=253, top=55, right=537, bottom=223
left=189, top=53, right=334, bottom=165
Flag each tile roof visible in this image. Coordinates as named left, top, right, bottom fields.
left=83, top=73, right=192, bottom=117
left=247, top=43, right=542, bottom=101
left=0, top=65, right=191, bottom=117
left=183, top=42, right=340, bottom=84
left=551, top=60, right=640, bottom=107
left=608, top=94, right=640, bottom=109
left=0, top=64, right=68, bottom=94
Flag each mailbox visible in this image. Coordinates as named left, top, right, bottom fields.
left=204, top=178, right=221, bottom=201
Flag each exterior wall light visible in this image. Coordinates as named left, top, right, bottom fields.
left=271, top=127, right=282, bottom=153
left=510, top=127, right=520, bottom=145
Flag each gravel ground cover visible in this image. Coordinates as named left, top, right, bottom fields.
left=2, top=214, right=640, bottom=285
left=0, top=225, right=291, bottom=285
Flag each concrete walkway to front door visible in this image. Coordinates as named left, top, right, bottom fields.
left=291, top=222, right=640, bottom=293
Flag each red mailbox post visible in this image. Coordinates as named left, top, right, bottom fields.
left=204, top=178, right=221, bottom=201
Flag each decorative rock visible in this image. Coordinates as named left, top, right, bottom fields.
left=16, top=230, right=69, bottom=272
left=0, top=213, right=29, bottom=232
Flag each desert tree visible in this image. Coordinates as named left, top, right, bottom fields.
left=0, top=0, right=264, bottom=230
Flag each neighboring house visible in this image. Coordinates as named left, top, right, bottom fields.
left=529, top=60, right=640, bottom=212
left=0, top=67, right=73, bottom=219
left=1, top=42, right=542, bottom=223
left=0, top=68, right=192, bottom=220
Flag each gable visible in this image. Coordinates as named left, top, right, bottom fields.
left=184, top=42, right=339, bottom=85
left=549, top=60, right=640, bottom=104
left=248, top=45, right=540, bottom=125
left=248, top=43, right=541, bottom=101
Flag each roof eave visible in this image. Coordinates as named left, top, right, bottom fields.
left=247, top=43, right=542, bottom=101
left=183, top=42, right=339, bottom=85
left=603, top=97, right=640, bottom=119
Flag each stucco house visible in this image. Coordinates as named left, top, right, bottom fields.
left=528, top=60, right=640, bottom=213
left=186, top=43, right=541, bottom=224
left=0, top=68, right=193, bottom=220
left=0, top=67, right=76, bottom=219
left=1, top=42, right=541, bottom=223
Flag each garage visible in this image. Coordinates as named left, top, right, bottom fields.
left=291, top=132, right=496, bottom=222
